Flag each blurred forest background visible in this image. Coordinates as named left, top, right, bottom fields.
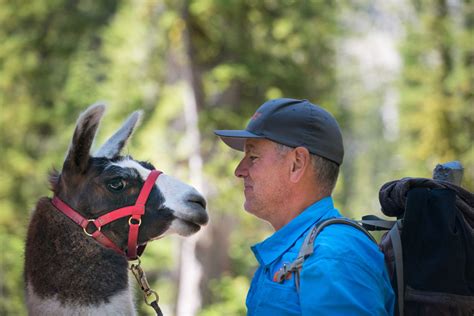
left=0, top=0, right=472, bottom=315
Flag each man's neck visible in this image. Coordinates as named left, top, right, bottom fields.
left=271, top=190, right=328, bottom=231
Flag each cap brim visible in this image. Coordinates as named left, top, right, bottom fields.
left=214, top=130, right=264, bottom=151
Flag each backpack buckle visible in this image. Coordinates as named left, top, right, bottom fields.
left=273, top=257, right=304, bottom=283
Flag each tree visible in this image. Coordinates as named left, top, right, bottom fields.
left=179, top=1, right=341, bottom=314
left=399, top=0, right=473, bottom=189
left=0, top=1, right=120, bottom=313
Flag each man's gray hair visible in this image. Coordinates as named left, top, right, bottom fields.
left=275, top=143, right=339, bottom=196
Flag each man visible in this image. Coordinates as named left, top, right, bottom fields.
left=215, top=98, right=395, bottom=315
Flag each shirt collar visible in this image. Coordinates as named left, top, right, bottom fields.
left=251, top=196, right=340, bottom=266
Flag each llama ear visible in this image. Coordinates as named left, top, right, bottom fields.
left=63, top=103, right=106, bottom=174
left=94, top=110, right=143, bottom=159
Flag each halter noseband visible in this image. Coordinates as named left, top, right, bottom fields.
left=52, top=169, right=162, bottom=260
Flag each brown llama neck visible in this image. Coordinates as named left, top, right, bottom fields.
left=24, top=197, right=130, bottom=306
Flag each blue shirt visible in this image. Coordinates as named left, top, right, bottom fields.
left=246, top=197, right=395, bottom=315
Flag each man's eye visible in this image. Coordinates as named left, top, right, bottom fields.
left=107, top=179, right=126, bottom=192
left=249, top=156, right=258, bottom=161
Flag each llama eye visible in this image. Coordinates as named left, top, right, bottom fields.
left=107, top=179, right=126, bottom=192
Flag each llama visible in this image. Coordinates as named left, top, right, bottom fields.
left=24, top=103, right=208, bottom=315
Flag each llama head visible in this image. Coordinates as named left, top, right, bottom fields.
left=51, top=103, right=208, bottom=255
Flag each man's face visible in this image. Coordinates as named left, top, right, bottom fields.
left=234, top=138, right=291, bottom=223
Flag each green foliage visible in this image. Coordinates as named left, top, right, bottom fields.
left=198, top=276, right=249, bottom=316
left=399, top=0, right=473, bottom=190
left=0, top=0, right=472, bottom=315
left=0, top=2, right=122, bottom=314
left=0, top=227, right=26, bottom=315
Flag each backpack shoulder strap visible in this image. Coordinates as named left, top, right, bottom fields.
left=360, top=217, right=405, bottom=316
left=273, top=218, right=376, bottom=291
left=387, top=220, right=404, bottom=316
left=360, top=214, right=397, bottom=231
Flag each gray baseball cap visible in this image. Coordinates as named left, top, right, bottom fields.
left=214, top=98, right=344, bottom=165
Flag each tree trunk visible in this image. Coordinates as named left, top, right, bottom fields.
left=175, top=2, right=206, bottom=315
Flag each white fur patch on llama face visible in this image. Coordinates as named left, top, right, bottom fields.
left=113, top=159, right=205, bottom=236
left=26, top=282, right=136, bottom=316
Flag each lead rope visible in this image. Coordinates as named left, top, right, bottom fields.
left=129, top=259, right=164, bottom=316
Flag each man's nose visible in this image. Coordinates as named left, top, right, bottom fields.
left=234, top=158, right=248, bottom=178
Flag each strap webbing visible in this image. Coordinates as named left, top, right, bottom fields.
left=390, top=220, right=404, bottom=316
left=360, top=219, right=397, bottom=230
left=274, top=215, right=404, bottom=316
left=273, top=218, right=376, bottom=289
left=52, top=169, right=161, bottom=259
left=301, top=218, right=377, bottom=259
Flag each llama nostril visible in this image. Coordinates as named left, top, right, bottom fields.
left=188, top=194, right=207, bottom=209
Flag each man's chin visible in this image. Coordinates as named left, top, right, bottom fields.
left=243, top=201, right=252, bottom=213
left=243, top=201, right=260, bottom=217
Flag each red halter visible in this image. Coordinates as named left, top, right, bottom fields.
left=52, top=169, right=162, bottom=260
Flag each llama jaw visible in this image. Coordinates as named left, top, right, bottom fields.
left=181, top=219, right=201, bottom=231
left=168, top=191, right=208, bottom=236
left=147, top=215, right=204, bottom=241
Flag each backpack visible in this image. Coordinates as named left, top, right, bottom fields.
left=274, top=178, right=474, bottom=316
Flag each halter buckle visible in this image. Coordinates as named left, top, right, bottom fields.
left=83, top=219, right=101, bottom=236
left=129, top=217, right=142, bottom=226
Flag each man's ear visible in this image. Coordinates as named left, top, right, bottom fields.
left=289, top=147, right=311, bottom=183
